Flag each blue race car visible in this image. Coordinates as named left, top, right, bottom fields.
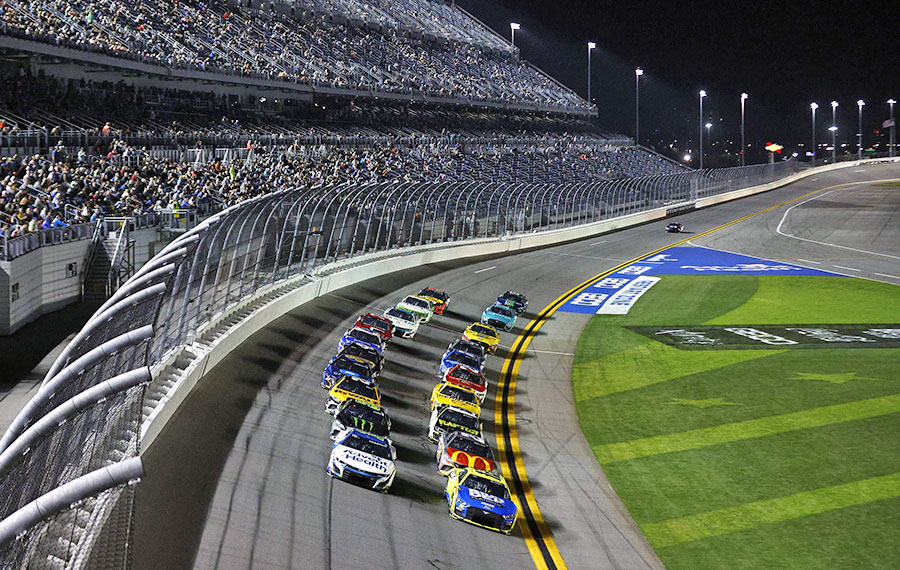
left=481, top=304, right=516, bottom=332
left=445, top=467, right=517, bottom=534
left=446, top=339, right=486, bottom=361
left=496, top=291, right=528, bottom=315
left=322, top=354, right=377, bottom=389
left=439, top=349, right=486, bottom=376
left=337, top=327, right=385, bottom=354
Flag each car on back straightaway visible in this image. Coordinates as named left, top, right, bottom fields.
left=330, top=399, right=391, bottom=440
left=481, top=304, right=516, bottom=332
left=338, top=326, right=385, bottom=354
left=428, top=406, right=483, bottom=443
left=666, top=222, right=684, bottom=233
left=462, top=323, right=501, bottom=354
left=353, top=313, right=394, bottom=342
left=442, top=365, right=487, bottom=402
left=381, top=307, right=420, bottom=339
left=396, top=295, right=435, bottom=323
left=418, top=287, right=450, bottom=315
left=496, top=291, right=528, bottom=315
left=439, top=348, right=485, bottom=376
left=445, top=467, right=517, bottom=534
left=446, top=339, right=486, bottom=361
left=337, top=343, right=384, bottom=375
left=327, top=428, right=396, bottom=493
left=322, top=354, right=376, bottom=389
left=326, top=376, right=381, bottom=415
left=436, top=431, right=496, bottom=475
left=430, top=382, right=481, bottom=416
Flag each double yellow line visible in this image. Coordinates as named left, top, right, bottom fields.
left=492, top=180, right=865, bottom=569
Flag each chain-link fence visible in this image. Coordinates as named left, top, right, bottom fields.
left=0, top=158, right=801, bottom=568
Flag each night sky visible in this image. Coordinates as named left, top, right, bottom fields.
left=456, top=0, right=898, bottom=164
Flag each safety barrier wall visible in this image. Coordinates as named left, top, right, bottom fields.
left=6, top=156, right=889, bottom=568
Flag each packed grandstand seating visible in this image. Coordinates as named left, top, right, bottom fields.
left=0, top=0, right=584, bottom=110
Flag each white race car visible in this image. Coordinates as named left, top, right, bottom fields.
left=327, top=428, right=396, bottom=493
left=382, top=307, right=421, bottom=339
left=396, top=295, right=435, bottom=323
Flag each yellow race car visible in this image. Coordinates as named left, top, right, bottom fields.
left=326, top=376, right=380, bottom=415
left=445, top=467, right=517, bottom=535
left=430, top=382, right=481, bottom=416
left=462, top=323, right=500, bottom=354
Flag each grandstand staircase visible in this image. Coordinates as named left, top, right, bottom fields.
left=82, top=223, right=135, bottom=301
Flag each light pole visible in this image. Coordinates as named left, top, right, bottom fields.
left=810, top=102, right=818, bottom=167
left=857, top=99, right=865, bottom=160
left=699, top=90, right=707, bottom=169
left=587, top=42, right=595, bottom=105
left=509, top=23, right=520, bottom=47
left=740, top=93, right=748, bottom=166
left=831, top=101, right=838, bottom=164
left=635, top=68, right=643, bottom=145
left=889, top=98, right=896, bottom=158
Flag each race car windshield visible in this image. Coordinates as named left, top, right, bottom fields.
left=349, top=329, right=380, bottom=343
left=449, top=341, right=484, bottom=357
left=338, top=405, right=389, bottom=436
left=448, top=352, right=481, bottom=369
left=449, top=435, right=493, bottom=459
left=342, top=433, right=392, bottom=460
left=463, top=474, right=509, bottom=499
left=439, top=408, right=480, bottom=431
left=338, top=378, right=378, bottom=400
left=362, top=315, right=389, bottom=330
left=452, top=368, right=483, bottom=384
left=502, top=292, right=525, bottom=303
left=441, top=385, right=478, bottom=404
left=342, top=344, right=379, bottom=361
left=404, top=297, right=429, bottom=309
left=470, top=325, right=496, bottom=337
left=420, top=288, right=447, bottom=301
left=333, top=357, right=371, bottom=378
left=490, top=305, right=515, bottom=317
left=386, top=308, right=415, bottom=322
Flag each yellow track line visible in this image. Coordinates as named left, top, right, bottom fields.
left=493, top=178, right=892, bottom=569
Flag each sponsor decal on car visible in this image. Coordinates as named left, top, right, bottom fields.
left=628, top=325, right=900, bottom=349
left=448, top=449, right=495, bottom=471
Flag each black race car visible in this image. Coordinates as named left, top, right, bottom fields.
left=665, top=223, right=684, bottom=233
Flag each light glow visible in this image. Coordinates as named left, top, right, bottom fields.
left=510, top=22, right=520, bottom=30
left=635, top=67, right=643, bottom=76
left=588, top=42, right=596, bottom=49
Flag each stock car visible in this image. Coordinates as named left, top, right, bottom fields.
left=666, top=222, right=684, bottom=233
left=428, top=406, right=483, bottom=443
left=445, top=467, right=517, bottom=535
left=481, top=304, right=516, bottom=332
left=327, top=428, right=396, bottom=493
left=382, top=307, right=420, bottom=339
left=330, top=400, right=391, bottom=440
left=321, top=354, right=376, bottom=389
left=353, top=313, right=394, bottom=342
left=337, top=343, right=384, bottom=375
left=442, top=365, right=487, bottom=402
left=446, top=339, right=486, bottom=361
left=418, top=287, right=450, bottom=315
left=436, top=431, right=496, bottom=475
left=396, top=295, right=435, bottom=323
left=462, top=323, right=501, bottom=354
left=496, top=291, right=528, bottom=315
left=439, top=349, right=485, bottom=376
left=430, top=382, right=482, bottom=416
left=325, top=376, right=381, bottom=415
left=338, top=327, right=385, bottom=354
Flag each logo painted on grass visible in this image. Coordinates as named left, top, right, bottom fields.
left=628, top=325, right=900, bottom=349
left=559, top=246, right=841, bottom=315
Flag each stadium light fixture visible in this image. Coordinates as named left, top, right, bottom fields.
left=857, top=99, right=865, bottom=160
left=510, top=22, right=520, bottom=46
left=740, top=93, right=748, bottom=166
left=889, top=99, right=896, bottom=158
left=831, top=101, right=839, bottom=163
left=635, top=68, right=643, bottom=145
left=810, top=102, right=819, bottom=166
left=587, top=42, right=596, bottom=105
left=699, top=90, right=707, bottom=169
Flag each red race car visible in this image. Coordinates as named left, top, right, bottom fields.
left=353, top=313, right=394, bottom=342
left=418, top=287, right=450, bottom=315
left=442, top=365, right=487, bottom=402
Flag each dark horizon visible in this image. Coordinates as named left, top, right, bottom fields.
left=456, top=0, right=898, bottom=164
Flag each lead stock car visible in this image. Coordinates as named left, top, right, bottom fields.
left=445, top=467, right=517, bottom=534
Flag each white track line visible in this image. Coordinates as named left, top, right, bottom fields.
left=473, top=266, right=496, bottom=274
left=833, top=265, right=861, bottom=272
left=590, top=240, right=607, bottom=246
left=775, top=186, right=900, bottom=260
left=795, top=259, right=822, bottom=264
left=875, top=273, right=900, bottom=280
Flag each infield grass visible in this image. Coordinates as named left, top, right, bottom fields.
left=573, top=274, right=900, bottom=569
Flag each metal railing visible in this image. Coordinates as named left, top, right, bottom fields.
left=0, top=158, right=801, bottom=567
left=0, top=223, right=95, bottom=261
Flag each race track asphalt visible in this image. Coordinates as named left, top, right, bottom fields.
left=133, top=162, right=900, bottom=570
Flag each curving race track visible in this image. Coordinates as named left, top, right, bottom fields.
left=133, top=162, right=900, bottom=570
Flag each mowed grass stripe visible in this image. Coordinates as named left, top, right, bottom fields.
left=593, top=393, right=900, bottom=463
left=642, top=472, right=900, bottom=548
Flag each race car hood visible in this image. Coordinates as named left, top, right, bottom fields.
left=330, top=388, right=378, bottom=407
left=335, top=446, right=394, bottom=475
left=457, top=486, right=516, bottom=516
left=446, top=376, right=485, bottom=392
left=447, top=448, right=495, bottom=472
left=436, top=418, right=481, bottom=438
